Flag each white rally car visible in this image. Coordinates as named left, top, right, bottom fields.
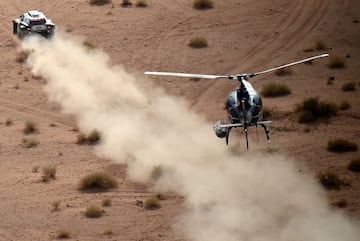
left=13, top=10, right=55, bottom=39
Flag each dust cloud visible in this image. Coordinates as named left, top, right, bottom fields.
left=22, top=35, right=359, bottom=241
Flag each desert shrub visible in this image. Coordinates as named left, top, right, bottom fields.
left=23, top=121, right=38, bottom=134
left=274, top=68, right=293, bottom=76
left=188, top=36, right=208, bottom=48
left=102, top=198, right=112, bottom=207
left=22, top=138, right=39, bottom=148
left=135, top=0, right=147, bottom=7
left=341, top=82, right=356, bottom=92
left=156, top=193, right=166, bottom=200
left=151, top=166, right=164, bottom=180
left=82, top=40, right=96, bottom=50
left=89, top=0, right=111, bottom=6
left=296, top=97, right=337, bottom=123
left=261, top=82, right=291, bottom=97
left=85, top=205, right=103, bottom=218
left=51, top=200, right=61, bottom=211
left=338, top=100, right=351, bottom=111
left=121, top=0, right=132, bottom=7
left=317, top=172, right=346, bottom=190
left=32, top=165, right=40, bottom=173
left=56, top=229, right=71, bottom=239
left=193, top=0, right=214, bottom=9
left=348, top=157, right=360, bottom=172
left=103, top=229, right=113, bottom=235
left=5, top=118, right=13, bottom=126
left=15, top=50, right=30, bottom=63
left=144, top=197, right=161, bottom=210
left=332, top=199, right=347, bottom=208
left=315, top=40, right=327, bottom=51
left=261, top=108, right=272, bottom=119
left=328, top=56, right=346, bottom=69
left=42, top=165, right=57, bottom=182
left=76, top=129, right=101, bottom=145
left=327, top=138, right=358, bottom=153
left=79, top=172, right=118, bottom=191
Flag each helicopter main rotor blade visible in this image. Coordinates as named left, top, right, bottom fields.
left=145, top=71, right=229, bottom=79
left=252, top=53, right=329, bottom=77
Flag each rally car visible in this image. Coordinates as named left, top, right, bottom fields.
left=13, top=10, right=55, bottom=39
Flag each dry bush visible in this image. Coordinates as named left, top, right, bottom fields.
left=144, top=197, right=161, bottom=210
left=328, top=56, right=346, bottom=69
left=5, top=118, right=13, bottom=126
left=332, top=199, right=348, bottom=208
left=82, top=40, right=96, bottom=50
left=56, top=229, right=71, bottom=239
left=327, top=138, right=358, bottom=153
left=15, top=50, right=30, bottom=63
left=296, top=97, right=337, bottom=123
left=84, top=205, right=103, bottom=218
left=102, top=198, right=112, bottom=207
left=89, top=0, right=111, bottom=6
left=348, top=157, right=360, bottom=172
left=103, top=229, right=113, bottom=235
left=274, top=67, right=293, bottom=76
left=22, top=138, right=39, bottom=148
left=315, top=40, right=327, bottom=51
left=135, top=0, right=148, bottom=7
left=23, top=121, right=38, bottom=134
left=32, top=165, right=40, bottom=173
left=338, top=100, right=351, bottom=111
left=188, top=36, right=208, bottom=48
left=76, top=129, right=101, bottom=145
left=261, top=82, right=291, bottom=97
left=317, top=172, right=347, bottom=190
left=156, top=193, right=166, bottom=200
left=193, top=0, right=214, bottom=10
left=341, top=82, right=356, bottom=92
left=42, top=165, right=57, bottom=182
left=79, top=172, right=118, bottom=191
left=121, top=0, right=133, bottom=7
left=51, top=200, right=61, bottom=211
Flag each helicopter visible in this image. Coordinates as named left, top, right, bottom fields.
left=145, top=53, right=329, bottom=149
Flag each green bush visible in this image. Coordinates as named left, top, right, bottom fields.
left=296, top=97, right=337, bottom=123
left=193, top=0, right=214, bottom=10
left=188, top=36, right=208, bottom=48
left=261, top=82, right=291, bottom=97
left=348, top=157, right=360, bottom=172
left=327, top=138, right=358, bottom=153
left=79, top=172, right=118, bottom=191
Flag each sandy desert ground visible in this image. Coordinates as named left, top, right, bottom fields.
left=0, top=0, right=359, bottom=240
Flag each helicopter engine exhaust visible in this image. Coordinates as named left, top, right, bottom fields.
left=213, top=120, right=229, bottom=138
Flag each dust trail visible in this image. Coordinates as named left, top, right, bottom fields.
left=22, top=35, right=359, bottom=241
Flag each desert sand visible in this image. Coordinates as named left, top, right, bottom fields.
left=0, top=0, right=359, bottom=240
